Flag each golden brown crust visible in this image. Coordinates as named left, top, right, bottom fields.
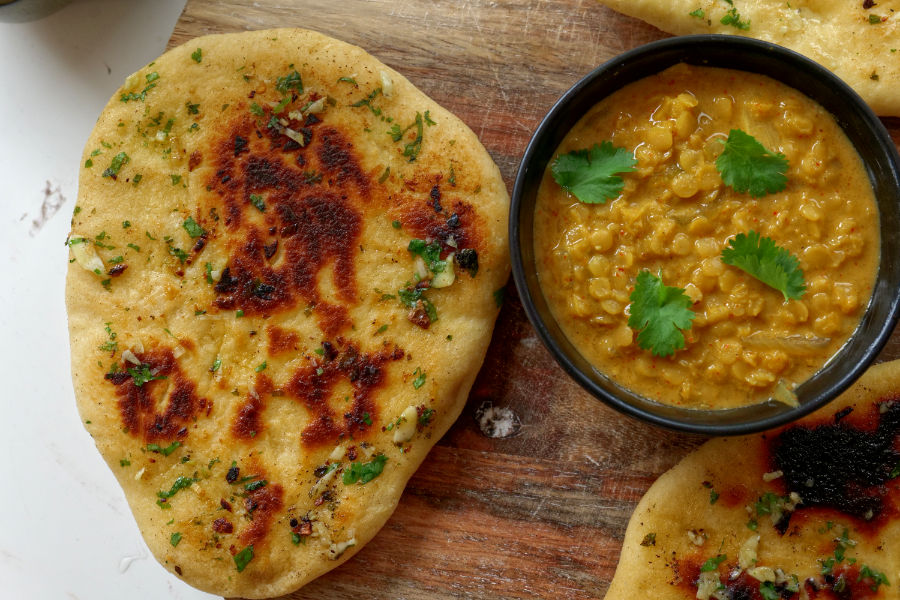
left=605, top=359, right=900, bottom=599
left=67, top=28, right=508, bottom=598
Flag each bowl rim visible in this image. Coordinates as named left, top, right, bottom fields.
left=510, top=34, right=900, bottom=435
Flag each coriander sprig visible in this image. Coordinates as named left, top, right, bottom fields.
left=716, top=129, right=788, bottom=197
left=551, top=141, right=637, bottom=204
left=720, top=231, right=806, bottom=300
left=627, top=271, right=696, bottom=357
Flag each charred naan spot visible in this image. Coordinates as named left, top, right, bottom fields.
left=232, top=394, right=265, bottom=440
left=284, top=341, right=404, bottom=448
left=205, top=117, right=366, bottom=334
left=266, top=325, right=299, bottom=356
left=188, top=150, right=202, bottom=171
left=401, top=199, right=483, bottom=261
left=318, top=127, right=369, bottom=191
left=232, top=374, right=274, bottom=440
left=770, top=400, right=900, bottom=525
left=105, top=347, right=210, bottom=442
left=234, top=135, right=249, bottom=157
left=238, top=482, right=284, bottom=548
left=212, top=517, right=234, bottom=534
left=429, top=184, right=442, bottom=213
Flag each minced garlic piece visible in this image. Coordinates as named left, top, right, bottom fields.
left=392, top=406, right=418, bottom=444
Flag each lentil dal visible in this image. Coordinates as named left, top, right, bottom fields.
left=534, top=64, right=879, bottom=409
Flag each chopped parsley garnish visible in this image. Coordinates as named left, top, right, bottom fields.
left=720, top=231, right=805, bottom=300
left=236, top=310, right=244, bottom=318
left=205, top=262, right=214, bottom=283
left=102, top=152, right=129, bottom=178
left=350, top=87, right=382, bottom=116
left=244, top=479, right=268, bottom=492
left=128, top=364, right=167, bottom=387
left=627, top=271, right=695, bottom=357
left=858, top=565, right=890, bottom=591
left=376, top=324, right=388, bottom=334
left=99, top=322, right=118, bottom=353
left=408, top=239, right=448, bottom=274
left=273, top=96, right=291, bottom=114
left=182, top=216, right=205, bottom=238
left=380, top=167, right=391, bottom=184
left=419, top=407, right=435, bottom=426
left=170, top=174, right=182, bottom=186
left=391, top=219, right=401, bottom=229
left=689, top=8, right=705, bottom=17
left=211, top=357, right=222, bottom=372
left=122, top=220, right=131, bottom=228
left=401, top=112, right=425, bottom=161
left=255, top=361, right=267, bottom=372
left=132, top=174, right=143, bottom=186
left=276, top=69, right=303, bottom=94
left=551, top=141, right=637, bottom=204
left=249, top=193, right=265, bottom=212
left=412, top=368, right=427, bottom=390
left=170, top=532, right=182, bottom=547
left=167, top=245, right=189, bottom=264
left=147, top=441, right=181, bottom=456
left=709, top=490, right=720, bottom=505
left=186, top=101, right=199, bottom=115
left=398, top=285, right=438, bottom=323
left=721, top=7, right=750, bottom=29
left=249, top=102, right=264, bottom=116
left=191, top=47, right=202, bottom=63
left=157, top=475, right=196, bottom=506
left=362, top=412, right=373, bottom=426
left=342, top=454, right=388, bottom=485
left=716, top=129, right=788, bottom=196
left=127, top=243, right=141, bottom=252
left=120, top=458, right=131, bottom=467
left=700, top=553, right=727, bottom=572
left=424, top=110, right=437, bottom=126
left=869, top=14, right=883, bottom=24
left=84, top=159, right=93, bottom=168
left=234, top=545, right=254, bottom=572
left=338, top=76, right=357, bottom=84
left=640, top=533, right=657, bottom=546
left=758, top=581, right=779, bottom=600
left=108, top=255, right=124, bottom=264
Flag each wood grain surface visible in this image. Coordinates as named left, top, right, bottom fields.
left=167, top=1, right=900, bottom=598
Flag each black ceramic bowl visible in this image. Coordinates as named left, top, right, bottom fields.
left=510, top=35, right=900, bottom=435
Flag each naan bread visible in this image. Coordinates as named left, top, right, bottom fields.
left=596, top=0, right=900, bottom=117
left=66, top=28, right=508, bottom=598
left=606, top=359, right=900, bottom=599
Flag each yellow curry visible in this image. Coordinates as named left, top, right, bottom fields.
left=534, top=64, right=879, bottom=409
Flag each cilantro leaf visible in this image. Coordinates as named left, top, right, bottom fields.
left=275, top=69, right=303, bottom=94
left=700, top=553, right=727, bottom=572
left=408, top=239, right=447, bottom=273
left=234, top=545, right=254, bottom=572
left=716, top=129, right=788, bottom=197
left=758, top=581, right=780, bottom=600
left=182, top=217, right=205, bottom=238
left=128, top=363, right=167, bottom=387
left=342, top=454, right=388, bottom=485
left=627, top=271, right=695, bottom=357
left=551, top=141, right=637, bottom=204
left=720, top=231, right=806, bottom=300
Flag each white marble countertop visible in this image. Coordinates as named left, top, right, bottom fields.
left=0, top=1, right=221, bottom=598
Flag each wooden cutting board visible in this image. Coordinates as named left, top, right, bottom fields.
left=168, top=2, right=900, bottom=598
